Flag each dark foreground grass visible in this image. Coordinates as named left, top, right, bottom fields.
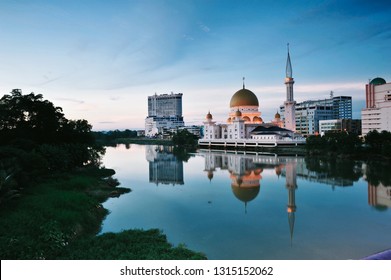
left=0, top=167, right=206, bottom=260
left=60, top=229, right=205, bottom=260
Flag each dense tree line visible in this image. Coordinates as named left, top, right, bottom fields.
left=0, top=90, right=104, bottom=205
left=172, top=129, right=199, bottom=147
left=92, top=129, right=138, bottom=145
left=306, top=130, right=391, bottom=158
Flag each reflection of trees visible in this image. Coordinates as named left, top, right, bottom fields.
left=304, top=156, right=362, bottom=182
left=364, top=161, right=391, bottom=186
left=172, top=146, right=195, bottom=162
left=373, top=205, right=388, bottom=212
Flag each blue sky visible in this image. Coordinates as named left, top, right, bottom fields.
left=0, top=0, right=390, bottom=130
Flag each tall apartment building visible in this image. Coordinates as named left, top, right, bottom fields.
left=279, top=95, right=352, bottom=136
left=361, top=77, right=391, bottom=136
left=145, top=92, right=185, bottom=137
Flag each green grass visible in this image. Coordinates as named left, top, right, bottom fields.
left=60, top=229, right=206, bottom=260
left=0, top=167, right=205, bottom=260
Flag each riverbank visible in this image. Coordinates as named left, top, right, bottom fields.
left=0, top=167, right=206, bottom=260
left=100, top=137, right=173, bottom=146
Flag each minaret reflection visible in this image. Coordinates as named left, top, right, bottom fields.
left=284, top=160, right=297, bottom=246
left=146, top=145, right=184, bottom=186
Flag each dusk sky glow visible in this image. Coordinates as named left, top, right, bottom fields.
left=1, top=0, right=390, bottom=130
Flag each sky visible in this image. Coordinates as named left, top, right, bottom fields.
left=0, top=0, right=390, bottom=130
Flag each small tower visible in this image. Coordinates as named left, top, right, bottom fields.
left=284, top=44, right=296, bottom=132
left=272, top=111, right=283, bottom=128
left=232, top=109, right=245, bottom=139
left=203, top=111, right=219, bottom=140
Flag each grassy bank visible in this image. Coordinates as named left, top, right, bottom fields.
left=0, top=167, right=206, bottom=260
left=119, top=137, right=172, bottom=144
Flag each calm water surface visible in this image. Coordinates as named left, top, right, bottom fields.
left=100, top=144, right=391, bottom=260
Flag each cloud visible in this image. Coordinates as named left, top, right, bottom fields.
left=183, top=34, right=194, bottom=41
left=55, top=98, right=85, bottom=104
left=198, top=22, right=210, bottom=33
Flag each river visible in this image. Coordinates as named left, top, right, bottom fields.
left=100, top=144, right=391, bottom=260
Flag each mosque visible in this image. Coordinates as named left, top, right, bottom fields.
left=198, top=47, right=305, bottom=148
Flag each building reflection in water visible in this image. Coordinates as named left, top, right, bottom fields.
left=200, top=149, right=391, bottom=247
left=200, top=149, right=299, bottom=244
left=203, top=149, right=263, bottom=212
left=368, top=182, right=391, bottom=208
left=146, top=145, right=184, bottom=186
left=362, top=163, right=391, bottom=208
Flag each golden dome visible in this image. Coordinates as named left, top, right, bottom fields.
left=206, top=111, right=213, bottom=120
left=231, top=185, right=260, bottom=203
left=275, top=112, right=281, bottom=119
left=230, top=88, right=259, bottom=108
left=235, top=109, right=242, bottom=117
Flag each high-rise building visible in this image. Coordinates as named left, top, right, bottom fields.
left=148, top=92, right=183, bottom=117
left=280, top=96, right=353, bottom=136
left=145, top=92, right=184, bottom=137
left=332, top=95, right=352, bottom=119
left=361, top=77, right=391, bottom=136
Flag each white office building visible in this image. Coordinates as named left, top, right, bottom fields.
left=361, top=77, right=391, bottom=136
left=319, top=119, right=362, bottom=136
left=145, top=93, right=185, bottom=137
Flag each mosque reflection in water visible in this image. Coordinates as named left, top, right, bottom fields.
left=200, top=149, right=299, bottom=242
left=145, top=146, right=391, bottom=211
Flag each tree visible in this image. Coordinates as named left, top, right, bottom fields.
left=0, top=90, right=104, bottom=172
left=363, top=130, right=391, bottom=159
left=0, top=90, right=94, bottom=147
left=306, top=131, right=361, bottom=154
left=172, top=129, right=199, bottom=147
left=0, top=90, right=67, bottom=145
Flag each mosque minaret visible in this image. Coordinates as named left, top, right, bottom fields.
left=284, top=44, right=296, bottom=132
